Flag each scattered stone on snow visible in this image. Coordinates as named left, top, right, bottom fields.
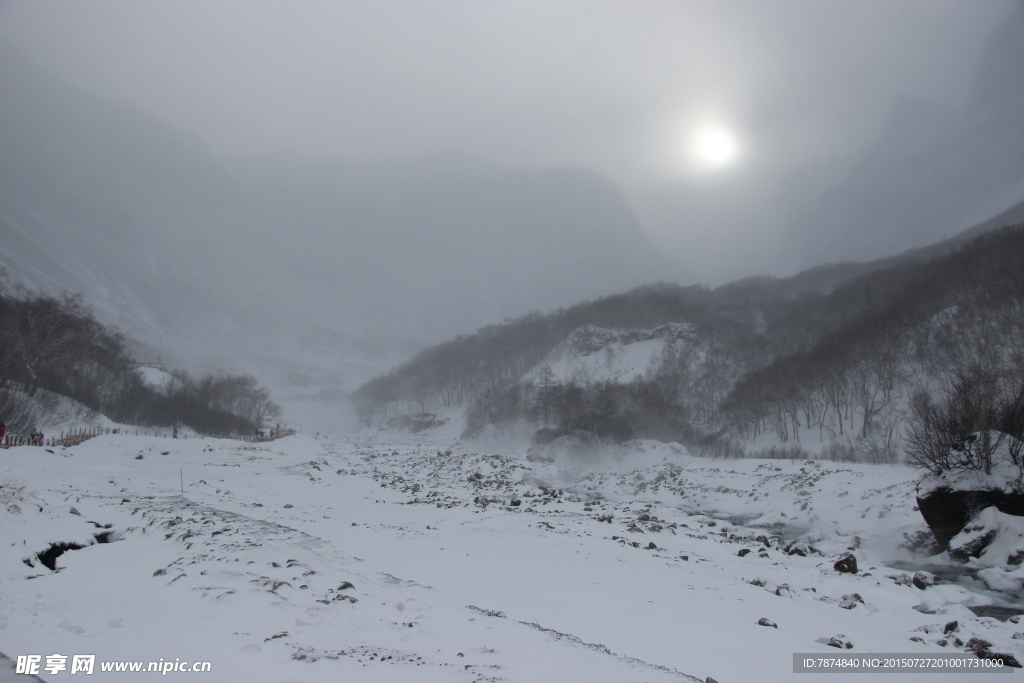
left=912, top=571, right=935, bottom=590
left=833, top=552, right=857, bottom=574
left=826, top=634, right=853, bottom=649
left=838, top=593, right=864, bottom=609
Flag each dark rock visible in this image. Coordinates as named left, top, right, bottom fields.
left=135, top=454, right=144, bottom=460
left=990, top=653, right=1022, bottom=668
left=738, top=548, right=751, bottom=557
left=758, top=618, right=777, bottom=628
left=912, top=571, right=935, bottom=590
left=839, top=593, right=864, bottom=609
left=647, top=542, right=658, bottom=550
left=827, top=634, right=853, bottom=649
left=755, top=535, right=772, bottom=547
left=944, top=621, right=958, bottom=634
left=781, top=541, right=818, bottom=557
left=961, top=637, right=1022, bottom=668
left=283, top=504, right=293, bottom=508
left=834, top=552, right=858, bottom=574
left=705, top=520, right=717, bottom=527
left=949, top=523, right=998, bottom=561
left=510, top=499, right=522, bottom=507
left=917, top=485, right=1024, bottom=549
left=966, top=637, right=993, bottom=656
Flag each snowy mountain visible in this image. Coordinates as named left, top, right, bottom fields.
left=228, top=153, right=680, bottom=343
left=0, top=44, right=679, bottom=421
left=362, top=226, right=1024, bottom=465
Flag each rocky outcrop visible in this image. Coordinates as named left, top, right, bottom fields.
left=833, top=553, right=858, bottom=574
left=947, top=506, right=1024, bottom=565
left=916, top=486, right=1024, bottom=550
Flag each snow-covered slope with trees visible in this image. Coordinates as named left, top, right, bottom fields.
left=525, top=323, right=697, bottom=386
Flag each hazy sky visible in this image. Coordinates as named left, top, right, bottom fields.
left=0, top=0, right=1015, bottom=280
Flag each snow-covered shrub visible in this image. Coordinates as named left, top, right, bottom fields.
left=906, top=376, right=1024, bottom=478
left=0, top=478, right=27, bottom=516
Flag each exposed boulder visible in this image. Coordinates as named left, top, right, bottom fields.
left=780, top=541, right=818, bottom=557
left=912, top=571, right=935, bottom=590
left=839, top=594, right=864, bottom=609
left=916, top=436, right=1024, bottom=549
left=826, top=634, right=853, bottom=649
left=966, top=637, right=1023, bottom=667
left=947, top=506, right=1024, bottom=565
left=833, top=552, right=858, bottom=574
left=918, top=486, right=1024, bottom=549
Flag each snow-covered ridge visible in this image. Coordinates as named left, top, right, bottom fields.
left=529, top=322, right=697, bottom=385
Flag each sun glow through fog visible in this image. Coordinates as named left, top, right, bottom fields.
left=688, top=125, right=740, bottom=171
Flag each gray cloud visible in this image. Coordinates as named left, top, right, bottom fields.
left=0, top=0, right=1017, bottom=292
left=0, top=1, right=1007, bottom=179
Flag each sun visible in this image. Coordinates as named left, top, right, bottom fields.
left=689, top=125, right=739, bottom=170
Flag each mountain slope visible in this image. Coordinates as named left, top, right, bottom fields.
left=358, top=224, right=1024, bottom=461
left=0, top=44, right=681, bottom=416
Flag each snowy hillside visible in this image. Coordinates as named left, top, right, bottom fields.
left=137, top=366, right=174, bottom=392
left=526, top=323, right=697, bottom=385
left=2, top=427, right=1022, bottom=682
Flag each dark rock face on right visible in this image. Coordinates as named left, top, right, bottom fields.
left=916, top=486, right=1024, bottom=550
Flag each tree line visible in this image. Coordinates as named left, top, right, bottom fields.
left=0, top=280, right=280, bottom=433
left=355, top=226, right=1024, bottom=468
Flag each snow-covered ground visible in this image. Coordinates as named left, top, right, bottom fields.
left=137, top=366, right=175, bottom=392
left=2, top=427, right=1021, bottom=682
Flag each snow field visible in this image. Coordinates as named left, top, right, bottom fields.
left=2, top=430, right=1021, bottom=681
